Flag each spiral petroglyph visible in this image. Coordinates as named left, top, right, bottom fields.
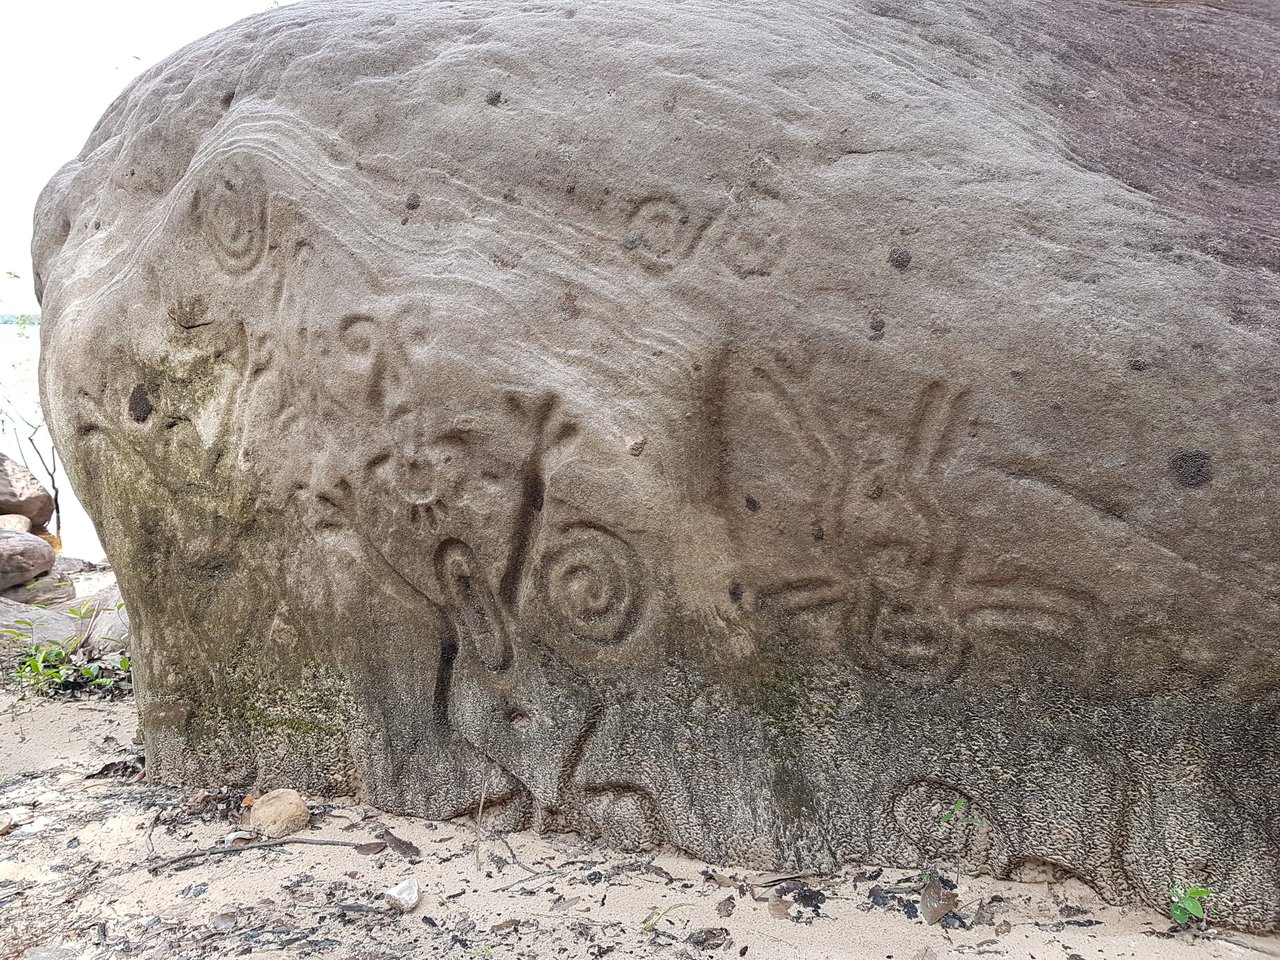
left=538, top=527, right=647, bottom=647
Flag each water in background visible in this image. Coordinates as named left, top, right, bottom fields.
left=0, top=324, right=105, bottom=561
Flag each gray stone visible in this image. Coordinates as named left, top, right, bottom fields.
left=30, top=0, right=1280, bottom=931
left=0, top=514, right=32, bottom=533
left=0, top=572, right=75, bottom=606
left=0, top=598, right=79, bottom=650
left=0, top=455, right=54, bottom=528
left=0, top=531, right=55, bottom=592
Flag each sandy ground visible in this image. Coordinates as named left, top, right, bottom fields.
left=0, top=693, right=1275, bottom=960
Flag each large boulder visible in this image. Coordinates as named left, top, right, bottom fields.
left=0, top=455, right=54, bottom=528
left=30, top=0, right=1280, bottom=930
left=0, top=531, right=55, bottom=592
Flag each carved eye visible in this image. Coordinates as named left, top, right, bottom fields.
left=197, top=171, right=268, bottom=274
left=538, top=526, right=647, bottom=646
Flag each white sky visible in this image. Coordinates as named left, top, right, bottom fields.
left=0, top=0, right=294, bottom=315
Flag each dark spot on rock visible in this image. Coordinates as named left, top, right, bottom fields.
left=1169, top=449, right=1212, bottom=488
left=93, top=220, right=101, bottom=231
left=405, top=193, right=421, bottom=211
left=502, top=189, right=517, bottom=202
left=401, top=216, right=409, bottom=225
left=728, top=583, right=744, bottom=603
left=812, top=523, right=825, bottom=541
left=869, top=317, right=885, bottom=332
left=745, top=495, right=760, bottom=512
left=621, top=232, right=644, bottom=251
left=128, top=384, right=154, bottom=423
left=485, top=90, right=503, bottom=106
left=1128, top=358, right=1149, bottom=371
left=888, top=247, right=911, bottom=270
left=224, top=178, right=235, bottom=191
left=220, top=91, right=235, bottom=110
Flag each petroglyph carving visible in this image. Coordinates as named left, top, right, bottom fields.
left=32, top=0, right=1280, bottom=931
left=537, top=525, right=648, bottom=648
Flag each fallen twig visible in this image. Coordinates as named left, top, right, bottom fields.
left=143, top=810, right=159, bottom=860
left=493, top=867, right=566, bottom=893
left=147, top=837, right=371, bottom=874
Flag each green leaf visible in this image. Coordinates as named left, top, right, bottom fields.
left=1184, top=899, right=1205, bottom=920
left=119, top=656, right=131, bottom=672
left=1170, top=904, right=1190, bottom=925
left=1186, top=887, right=1213, bottom=898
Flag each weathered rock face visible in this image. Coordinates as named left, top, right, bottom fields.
left=31, top=0, right=1280, bottom=930
left=0, top=455, right=54, bottom=529
left=0, top=515, right=33, bottom=534
left=0, top=531, right=55, bottom=592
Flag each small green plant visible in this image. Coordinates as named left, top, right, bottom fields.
left=938, top=796, right=985, bottom=886
left=640, top=903, right=691, bottom=935
left=939, top=797, right=983, bottom=827
left=14, top=637, right=81, bottom=695
left=5, top=613, right=130, bottom=697
left=1169, top=884, right=1212, bottom=926
left=66, top=600, right=96, bottom=621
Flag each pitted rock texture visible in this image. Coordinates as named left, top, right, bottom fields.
left=31, top=0, right=1280, bottom=931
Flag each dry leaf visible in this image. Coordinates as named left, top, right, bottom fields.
left=919, top=876, right=959, bottom=925
left=208, top=912, right=238, bottom=933
left=767, top=896, right=792, bottom=920
left=240, top=795, right=256, bottom=807
left=995, top=919, right=1012, bottom=935
left=491, top=918, right=520, bottom=933
left=551, top=896, right=581, bottom=912
left=717, top=895, right=736, bottom=918
left=222, top=830, right=256, bottom=848
left=381, top=828, right=421, bottom=859
left=355, top=841, right=387, bottom=856
left=702, top=870, right=736, bottom=888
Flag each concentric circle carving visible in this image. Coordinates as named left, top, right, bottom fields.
left=857, top=602, right=965, bottom=687
left=199, top=170, right=268, bottom=274
left=539, top=527, right=647, bottom=646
